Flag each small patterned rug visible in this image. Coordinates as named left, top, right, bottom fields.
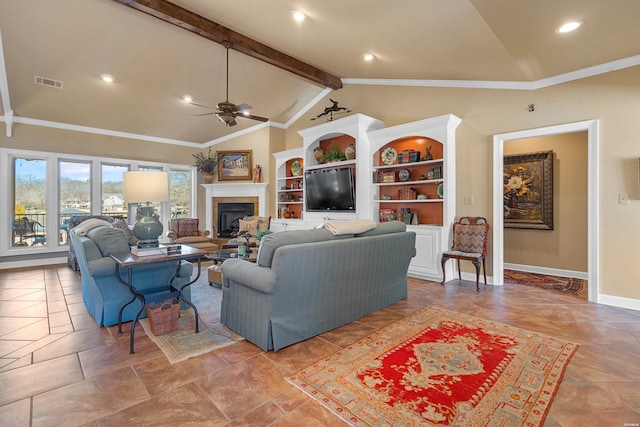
left=504, top=269, right=587, bottom=296
left=287, top=307, right=578, bottom=426
left=139, top=278, right=243, bottom=364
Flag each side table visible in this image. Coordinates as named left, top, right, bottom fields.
left=111, top=245, right=206, bottom=354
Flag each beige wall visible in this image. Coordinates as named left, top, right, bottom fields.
left=3, top=66, right=640, bottom=302
left=503, top=133, right=588, bottom=271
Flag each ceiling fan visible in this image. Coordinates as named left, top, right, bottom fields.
left=189, top=41, right=268, bottom=127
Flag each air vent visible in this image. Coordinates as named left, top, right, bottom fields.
left=34, top=76, right=63, bottom=89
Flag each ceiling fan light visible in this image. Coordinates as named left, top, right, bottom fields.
left=182, top=95, right=193, bottom=102
left=363, top=53, right=375, bottom=62
left=292, top=10, right=305, bottom=22
left=100, top=74, right=114, bottom=83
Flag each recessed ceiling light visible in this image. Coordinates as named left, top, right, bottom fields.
left=363, top=53, right=375, bottom=62
left=182, top=95, right=193, bottom=103
left=100, top=74, right=114, bottom=83
left=292, top=10, right=305, bottom=22
left=557, top=21, right=582, bottom=33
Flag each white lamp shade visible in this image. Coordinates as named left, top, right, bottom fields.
left=123, top=171, right=169, bottom=203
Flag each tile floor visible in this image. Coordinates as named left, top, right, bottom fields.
left=1, top=265, right=639, bottom=426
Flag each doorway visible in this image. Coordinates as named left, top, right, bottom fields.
left=492, top=120, right=599, bottom=302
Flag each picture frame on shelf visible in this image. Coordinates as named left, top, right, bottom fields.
left=503, top=150, right=553, bottom=230
left=218, top=150, right=253, bottom=181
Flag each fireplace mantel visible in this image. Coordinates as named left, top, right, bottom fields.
left=202, top=183, right=268, bottom=235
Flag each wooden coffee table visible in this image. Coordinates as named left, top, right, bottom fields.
left=207, top=248, right=257, bottom=287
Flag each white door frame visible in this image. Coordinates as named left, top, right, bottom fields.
left=492, top=120, right=599, bottom=302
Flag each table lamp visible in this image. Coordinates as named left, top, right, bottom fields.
left=123, top=171, right=169, bottom=247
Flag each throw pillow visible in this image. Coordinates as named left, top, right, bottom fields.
left=174, top=218, right=199, bottom=238
left=113, top=220, right=139, bottom=246
left=244, top=215, right=269, bottom=231
left=452, top=224, right=487, bottom=254
left=239, top=219, right=259, bottom=235
left=86, top=227, right=130, bottom=257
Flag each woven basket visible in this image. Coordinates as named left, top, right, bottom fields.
left=146, top=298, right=180, bottom=335
left=398, top=187, right=417, bottom=200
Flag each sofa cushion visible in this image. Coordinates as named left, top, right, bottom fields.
left=257, top=227, right=352, bottom=268
left=356, top=220, right=406, bottom=237
left=176, top=235, right=210, bottom=244
left=87, top=227, right=130, bottom=257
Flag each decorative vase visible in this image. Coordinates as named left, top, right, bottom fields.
left=202, top=173, right=214, bottom=184
left=345, top=143, right=355, bottom=160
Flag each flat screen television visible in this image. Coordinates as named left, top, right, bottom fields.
left=305, top=166, right=356, bottom=212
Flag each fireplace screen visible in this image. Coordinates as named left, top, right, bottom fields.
left=217, top=203, right=255, bottom=237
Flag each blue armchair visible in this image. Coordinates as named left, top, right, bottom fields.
left=70, top=225, right=193, bottom=327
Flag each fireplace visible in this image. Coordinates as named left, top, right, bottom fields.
left=217, top=203, right=255, bottom=237
left=202, top=183, right=268, bottom=239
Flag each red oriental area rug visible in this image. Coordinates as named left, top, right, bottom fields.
left=287, top=307, right=579, bottom=426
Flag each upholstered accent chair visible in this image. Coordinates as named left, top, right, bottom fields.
left=441, top=217, right=490, bottom=291
left=167, top=218, right=218, bottom=253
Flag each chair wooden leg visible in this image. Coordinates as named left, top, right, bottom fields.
left=472, top=259, right=481, bottom=291
left=441, top=256, right=447, bottom=285
left=482, top=258, right=487, bottom=287
left=457, top=259, right=462, bottom=280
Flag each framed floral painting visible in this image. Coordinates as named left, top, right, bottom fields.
left=217, top=150, right=253, bottom=181
left=503, top=150, right=553, bottom=230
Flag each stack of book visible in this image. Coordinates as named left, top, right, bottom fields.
left=131, top=246, right=168, bottom=257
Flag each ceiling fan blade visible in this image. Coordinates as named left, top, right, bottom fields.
left=189, top=102, right=217, bottom=110
left=234, top=103, right=252, bottom=112
left=188, top=112, right=218, bottom=118
left=239, top=113, right=269, bottom=122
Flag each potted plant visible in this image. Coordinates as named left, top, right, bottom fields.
left=323, top=142, right=346, bottom=163
left=193, top=147, right=218, bottom=183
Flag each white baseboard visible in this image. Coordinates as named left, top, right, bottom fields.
left=597, top=294, right=640, bottom=312
left=504, top=263, right=588, bottom=280
left=0, top=256, right=67, bottom=270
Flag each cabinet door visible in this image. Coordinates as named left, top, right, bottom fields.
left=408, top=227, right=441, bottom=280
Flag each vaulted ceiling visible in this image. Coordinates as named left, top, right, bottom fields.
left=1, top=0, right=639, bottom=146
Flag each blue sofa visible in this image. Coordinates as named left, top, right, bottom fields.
left=70, top=225, right=193, bottom=327
left=220, top=221, right=416, bottom=351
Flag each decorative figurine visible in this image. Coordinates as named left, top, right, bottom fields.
left=253, top=164, right=262, bottom=183
left=421, top=145, right=433, bottom=161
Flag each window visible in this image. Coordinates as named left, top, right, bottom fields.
left=59, top=160, right=91, bottom=246
left=101, top=164, right=129, bottom=220
left=1, top=147, right=196, bottom=256
left=170, top=169, right=191, bottom=218
left=12, top=157, right=47, bottom=247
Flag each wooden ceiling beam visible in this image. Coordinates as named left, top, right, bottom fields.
left=113, top=0, right=343, bottom=90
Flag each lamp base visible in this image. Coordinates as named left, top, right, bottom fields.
left=132, top=205, right=163, bottom=245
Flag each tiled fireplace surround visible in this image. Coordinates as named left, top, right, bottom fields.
left=202, top=183, right=268, bottom=238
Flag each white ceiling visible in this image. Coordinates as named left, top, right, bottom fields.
left=1, top=0, right=639, bottom=145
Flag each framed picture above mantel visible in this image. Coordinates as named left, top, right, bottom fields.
left=503, top=150, right=553, bottom=230
left=218, top=150, right=253, bottom=181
